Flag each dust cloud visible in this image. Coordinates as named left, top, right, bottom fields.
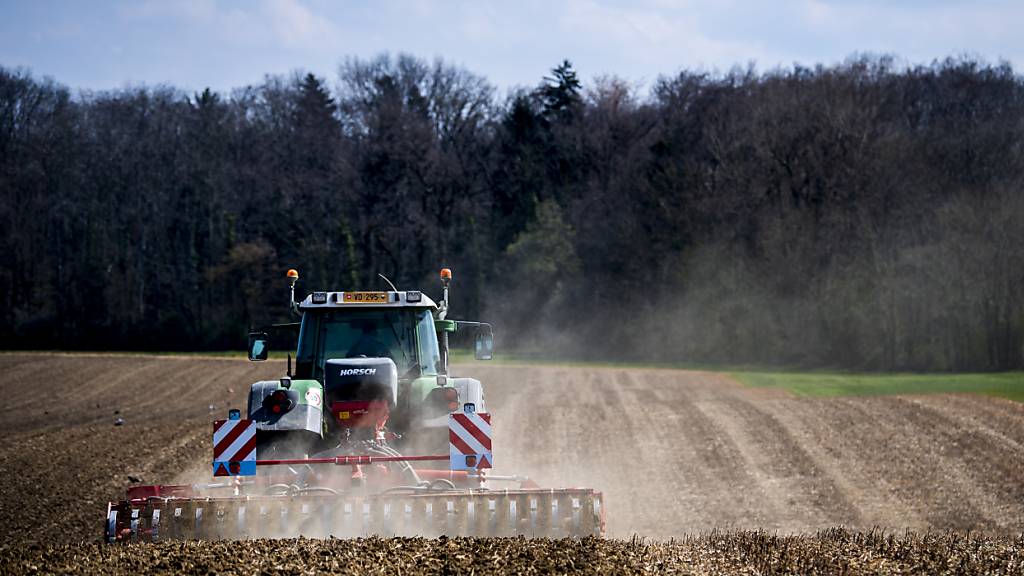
left=455, top=361, right=1024, bottom=538
left=484, top=188, right=1024, bottom=372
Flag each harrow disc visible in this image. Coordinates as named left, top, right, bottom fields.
left=106, top=489, right=604, bottom=541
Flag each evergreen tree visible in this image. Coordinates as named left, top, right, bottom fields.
left=540, top=59, right=582, bottom=122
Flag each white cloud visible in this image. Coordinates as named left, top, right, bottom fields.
left=121, top=0, right=219, bottom=23
left=121, top=0, right=338, bottom=52
left=556, top=0, right=779, bottom=75
left=261, top=0, right=338, bottom=50
left=458, top=4, right=500, bottom=43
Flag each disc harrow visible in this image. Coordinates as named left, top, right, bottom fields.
left=106, top=489, right=604, bottom=542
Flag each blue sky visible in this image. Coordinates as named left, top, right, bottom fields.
left=1, top=0, right=1021, bottom=95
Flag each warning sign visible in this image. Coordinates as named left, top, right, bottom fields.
left=449, top=411, right=492, bottom=470
left=212, top=418, right=256, bottom=476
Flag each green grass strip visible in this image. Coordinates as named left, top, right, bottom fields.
left=731, top=371, right=1024, bottom=402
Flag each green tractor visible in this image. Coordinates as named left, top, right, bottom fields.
left=246, top=267, right=494, bottom=460
left=104, top=268, right=604, bottom=541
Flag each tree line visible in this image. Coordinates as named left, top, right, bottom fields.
left=1, top=54, right=1022, bottom=371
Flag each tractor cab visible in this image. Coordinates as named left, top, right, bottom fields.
left=290, top=291, right=442, bottom=382
left=244, top=270, right=492, bottom=456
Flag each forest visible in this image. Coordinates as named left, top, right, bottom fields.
left=1, top=55, right=1022, bottom=371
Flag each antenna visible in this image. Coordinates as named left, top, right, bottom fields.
left=378, top=273, right=399, bottom=292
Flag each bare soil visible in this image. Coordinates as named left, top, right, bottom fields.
left=3, top=530, right=1022, bottom=575
left=472, top=364, right=1024, bottom=537
left=1, top=353, right=1022, bottom=573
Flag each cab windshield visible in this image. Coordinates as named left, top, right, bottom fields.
left=296, top=309, right=439, bottom=380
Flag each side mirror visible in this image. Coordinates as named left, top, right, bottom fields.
left=474, top=330, right=493, bottom=361
left=248, top=332, right=269, bottom=361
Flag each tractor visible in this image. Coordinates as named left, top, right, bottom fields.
left=104, top=268, right=603, bottom=541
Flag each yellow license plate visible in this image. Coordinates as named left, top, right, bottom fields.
left=343, top=292, right=389, bottom=304
left=338, top=411, right=350, bottom=420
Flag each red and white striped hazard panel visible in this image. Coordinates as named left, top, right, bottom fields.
left=449, top=411, right=492, bottom=470
left=212, top=418, right=256, bottom=476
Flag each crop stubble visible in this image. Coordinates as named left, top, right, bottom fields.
left=0, top=353, right=1022, bottom=573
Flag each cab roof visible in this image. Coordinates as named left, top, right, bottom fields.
left=298, top=290, right=437, bottom=311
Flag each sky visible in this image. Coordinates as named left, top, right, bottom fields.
left=1, top=0, right=1022, bottom=96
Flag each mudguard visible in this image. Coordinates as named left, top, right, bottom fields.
left=247, top=379, right=323, bottom=434
left=451, top=377, right=486, bottom=413
left=419, top=377, right=486, bottom=428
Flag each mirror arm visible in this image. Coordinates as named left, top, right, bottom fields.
left=455, top=321, right=492, bottom=334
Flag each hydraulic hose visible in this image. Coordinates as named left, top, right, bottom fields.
left=374, top=445, right=423, bottom=486
left=428, top=478, right=457, bottom=491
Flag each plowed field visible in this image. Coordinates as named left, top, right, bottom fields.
left=1, top=353, right=1022, bottom=574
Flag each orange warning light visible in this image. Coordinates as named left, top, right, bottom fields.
left=286, top=269, right=299, bottom=279
left=440, top=268, right=452, bottom=281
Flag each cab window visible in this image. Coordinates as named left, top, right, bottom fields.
left=297, top=310, right=420, bottom=380
left=415, top=310, right=440, bottom=375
